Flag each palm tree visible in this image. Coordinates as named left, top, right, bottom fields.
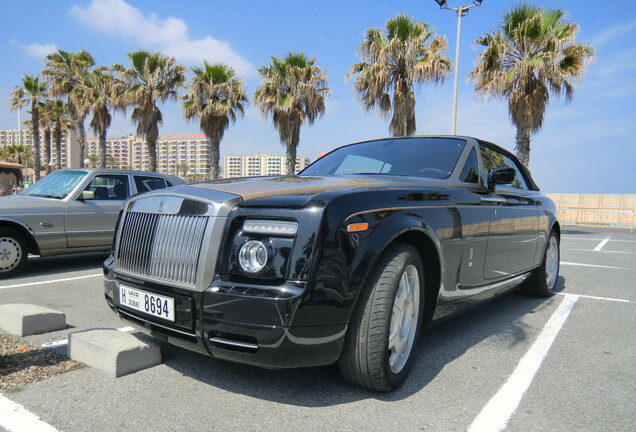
left=106, top=154, right=119, bottom=168
left=39, top=100, right=56, bottom=173
left=254, top=52, right=330, bottom=175
left=8, top=75, right=47, bottom=181
left=117, top=51, right=186, bottom=171
left=182, top=62, right=248, bottom=179
left=5, top=144, right=33, bottom=185
left=87, top=154, right=99, bottom=168
left=347, top=13, right=452, bottom=137
left=43, top=50, right=95, bottom=168
left=82, top=69, right=125, bottom=168
left=5, top=144, right=32, bottom=165
left=469, top=4, right=595, bottom=167
left=47, top=100, right=73, bottom=170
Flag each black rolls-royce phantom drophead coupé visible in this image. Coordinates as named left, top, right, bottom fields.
left=104, top=136, right=560, bottom=391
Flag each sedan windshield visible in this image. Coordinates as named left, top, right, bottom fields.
left=21, top=170, right=88, bottom=199
left=301, top=137, right=466, bottom=179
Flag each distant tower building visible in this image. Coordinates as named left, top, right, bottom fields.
left=0, top=128, right=74, bottom=170
left=224, top=154, right=310, bottom=178
left=86, top=133, right=211, bottom=177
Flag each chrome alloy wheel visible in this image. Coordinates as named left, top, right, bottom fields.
left=0, top=236, right=22, bottom=273
left=388, top=264, right=420, bottom=374
left=545, top=236, right=559, bottom=289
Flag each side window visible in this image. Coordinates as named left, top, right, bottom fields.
left=459, top=148, right=479, bottom=183
left=84, top=174, right=129, bottom=200
left=480, top=146, right=528, bottom=190
left=134, top=176, right=167, bottom=194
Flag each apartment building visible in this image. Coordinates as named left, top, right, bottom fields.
left=224, top=154, right=311, bottom=178
left=0, top=128, right=73, bottom=169
left=86, top=133, right=211, bottom=176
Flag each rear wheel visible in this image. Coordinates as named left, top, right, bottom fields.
left=0, top=228, right=28, bottom=279
left=522, top=230, right=559, bottom=297
left=338, top=243, right=425, bottom=391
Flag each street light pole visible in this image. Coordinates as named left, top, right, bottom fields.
left=434, top=0, right=484, bottom=135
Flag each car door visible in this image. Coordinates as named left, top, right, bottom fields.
left=480, top=145, right=539, bottom=279
left=452, top=146, right=492, bottom=289
left=64, top=173, right=130, bottom=248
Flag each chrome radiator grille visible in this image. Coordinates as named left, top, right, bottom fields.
left=116, top=212, right=208, bottom=286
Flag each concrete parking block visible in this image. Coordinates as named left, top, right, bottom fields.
left=0, top=303, right=66, bottom=336
left=68, top=329, right=161, bottom=377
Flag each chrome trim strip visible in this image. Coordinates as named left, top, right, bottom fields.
left=209, top=337, right=258, bottom=350
left=118, top=309, right=196, bottom=338
left=480, top=197, right=507, bottom=203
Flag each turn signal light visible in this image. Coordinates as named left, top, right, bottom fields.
left=347, top=223, right=369, bottom=233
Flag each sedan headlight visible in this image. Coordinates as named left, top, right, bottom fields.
left=238, top=240, right=269, bottom=274
left=243, top=219, right=298, bottom=236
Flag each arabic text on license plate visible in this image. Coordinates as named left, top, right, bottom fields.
left=119, top=285, right=175, bottom=322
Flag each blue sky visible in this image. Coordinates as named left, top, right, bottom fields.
left=1, top=0, right=635, bottom=193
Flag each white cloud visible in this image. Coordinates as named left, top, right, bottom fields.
left=69, top=0, right=254, bottom=76
left=591, top=19, right=636, bottom=47
left=15, top=42, right=59, bottom=59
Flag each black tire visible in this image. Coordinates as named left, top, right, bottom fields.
left=522, top=230, right=560, bottom=297
left=0, top=228, right=28, bottom=279
left=338, top=243, right=425, bottom=391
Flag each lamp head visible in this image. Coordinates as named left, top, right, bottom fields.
left=434, top=0, right=448, bottom=7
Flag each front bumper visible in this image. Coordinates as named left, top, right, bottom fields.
left=103, top=258, right=347, bottom=369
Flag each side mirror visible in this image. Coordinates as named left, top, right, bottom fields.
left=487, top=167, right=515, bottom=192
left=80, top=190, right=95, bottom=201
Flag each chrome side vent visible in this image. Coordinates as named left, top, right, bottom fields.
left=116, top=212, right=208, bottom=286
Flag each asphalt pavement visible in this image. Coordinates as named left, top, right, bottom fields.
left=0, top=227, right=634, bottom=432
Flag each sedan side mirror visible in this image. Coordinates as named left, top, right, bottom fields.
left=80, top=190, right=95, bottom=201
left=487, top=167, right=515, bottom=192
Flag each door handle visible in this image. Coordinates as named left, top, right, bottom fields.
left=480, top=197, right=506, bottom=204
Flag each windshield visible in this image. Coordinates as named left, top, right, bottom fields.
left=21, top=170, right=88, bottom=199
left=301, top=137, right=466, bottom=179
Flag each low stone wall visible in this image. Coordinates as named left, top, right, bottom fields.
left=545, top=194, right=636, bottom=229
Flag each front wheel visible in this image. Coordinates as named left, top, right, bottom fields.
left=522, top=230, right=560, bottom=297
left=338, top=243, right=425, bottom=391
left=0, top=228, right=28, bottom=279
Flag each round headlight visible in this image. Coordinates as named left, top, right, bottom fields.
left=238, top=240, right=268, bottom=274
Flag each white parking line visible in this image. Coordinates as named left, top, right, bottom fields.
left=566, top=249, right=629, bottom=254
left=40, top=326, right=135, bottom=348
left=468, top=295, right=579, bottom=432
left=593, top=236, right=611, bottom=252
left=562, top=237, right=636, bottom=243
left=0, top=393, right=59, bottom=432
left=560, top=261, right=628, bottom=270
left=0, top=274, right=102, bottom=290
left=557, top=292, right=630, bottom=303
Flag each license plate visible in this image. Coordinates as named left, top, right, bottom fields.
left=119, top=284, right=175, bottom=322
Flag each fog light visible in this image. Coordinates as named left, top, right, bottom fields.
left=238, top=240, right=268, bottom=273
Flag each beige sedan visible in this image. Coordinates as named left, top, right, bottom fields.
left=0, top=168, right=184, bottom=278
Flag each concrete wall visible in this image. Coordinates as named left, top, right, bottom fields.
left=546, top=194, right=636, bottom=229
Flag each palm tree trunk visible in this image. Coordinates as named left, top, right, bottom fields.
left=285, top=145, right=297, bottom=175
left=515, top=126, right=531, bottom=168
left=99, top=129, right=107, bottom=168
left=148, top=140, right=157, bottom=172
left=209, top=138, right=220, bottom=179
left=78, top=116, right=87, bottom=168
left=31, top=102, right=41, bottom=181
left=55, top=122, right=62, bottom=170
left=44, top=128, right=52, bottom=174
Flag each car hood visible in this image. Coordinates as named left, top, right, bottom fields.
left=187, top=175, right=446, bottom=201
left=0, top=195, right=67, bottom=215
